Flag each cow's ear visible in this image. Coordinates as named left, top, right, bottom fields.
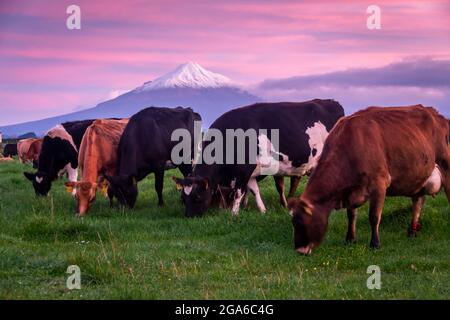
left=24, top=172, right=35, bottom=181
left=98, top=181, right=109, bottom=197
left=299, top=199, right=313, bottom=216
left=288, top=198, right=313, bottom=216
left=172, top=176, right=184, bottom=190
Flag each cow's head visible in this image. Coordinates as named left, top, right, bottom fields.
left=24, top=171, right=52, bottom=196
left=64, top=181, right=104, bottom=216
left=104, top=174, right=138, bottom=208
left=173, top=176, right=212, bottom=217
left=287, top=197, right=330, bottom=255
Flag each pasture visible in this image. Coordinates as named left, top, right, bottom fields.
left=0, top=159, right=449, bottom=299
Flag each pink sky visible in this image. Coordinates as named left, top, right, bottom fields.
left=0, top=0, right=449, bottom=125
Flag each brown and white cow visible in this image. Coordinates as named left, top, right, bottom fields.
left=17, top=138, right=42, bottom=166
left=288, top=105, right=450, bottom=255
left=65, top=119, right=128, bottom=216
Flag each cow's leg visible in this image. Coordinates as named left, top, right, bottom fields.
left=368, top=188, right=386, bottom=249
left=154, top=169, right=164, bottom=206
left=231, top=188, right=245, bottom=216
left=345, top=208, right=358, bottom=244
left=288, top=176, right=301, bottom=198
left=242, top=190, right=250, bottom=208
left=274, top=176, right=287, bottom=207
left=408, top=195, right=425, bottom=238
left=107, top=187, right=114, bottom=208
left=248, top=177, right=266, bottom=213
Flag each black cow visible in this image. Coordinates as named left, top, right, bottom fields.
left=24, top=120, right=95, bottom=196
left=174, top=99, right=345, bottom=217
left=2, top=144, right=18, bottom=157
left=105, top=107, right=201, bottom=208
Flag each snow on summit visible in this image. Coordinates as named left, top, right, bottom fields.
left=138, top=62, right=234, bottom=90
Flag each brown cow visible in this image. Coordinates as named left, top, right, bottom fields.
left=65, top=119, right=129, bottom=216
left=288, top=105, right=450, bottom=255
left=17, top=138, right=42, bottom=166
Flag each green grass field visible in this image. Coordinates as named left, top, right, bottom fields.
left=0, top=160, right=449, bottom=299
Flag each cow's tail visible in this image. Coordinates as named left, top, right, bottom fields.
left=439, top=156, right=450, bottom=203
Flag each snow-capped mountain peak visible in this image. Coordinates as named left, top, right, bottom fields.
left=138, top=62, right=234, bottom=90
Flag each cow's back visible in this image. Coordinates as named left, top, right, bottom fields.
left=212, top=100, right=343, bottom=131
left=117, top=107, right=200, bottom=177
left=207, top=99, right=344, bottom=168
left=79, top=119, right=129, bottom=178
left=310, top=105, right=448, bottom=198
left=62, top=119, right=96, bottom=149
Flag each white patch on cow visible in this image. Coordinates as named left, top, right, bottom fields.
left=251, top=134, right=304, bottom=178
left=231, top=188, right=244, bottom=216
left=46, top=124, right=78, bottom=152
left=288, top=209, right=294, bottom=217
left=304, top=121, right=328, bottom=172
left=58, top=162, right=74, bottom=178
left=66, top=164, right=78, bottom=196
left=183, top=185, right=193, bottom=195
left=35, top=176, right=43, bottom=184
left=423, top=165, right=442, bottom=195
left=247, top=177, right=266, bottom=213
left=58, top=166, right=67, bottom=177
left=251, top=122, right=329, bottom=178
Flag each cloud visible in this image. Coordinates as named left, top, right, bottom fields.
left=258, top=58, right=450, bottom=90
left=254, top=58, right=450, bottom=116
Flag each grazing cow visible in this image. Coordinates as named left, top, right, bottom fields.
left=105, top=107, right=201, bottom=208
left=2, top=144, right=18, bottom=157
left=64, top=119, right=129, bottom=216
left=288, top=105, right=450, bottom=255
left=24, top=120, right=95, bottom=196
left=17, top=138, right=43, bottom=167
left=174, top=99, right=344, bottom=217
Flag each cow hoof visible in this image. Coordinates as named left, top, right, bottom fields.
left=345, top=238, right=356, bottom=245
left=369, top=242, right=380, bottom=250
left=295, top=246, right=312, bottom=255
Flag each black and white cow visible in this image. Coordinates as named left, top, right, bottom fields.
left=105, top=107, right=201, bottom=208
left=174, top=99, right=345, bottom=217
left=24, top=120, right=95, bottom=196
